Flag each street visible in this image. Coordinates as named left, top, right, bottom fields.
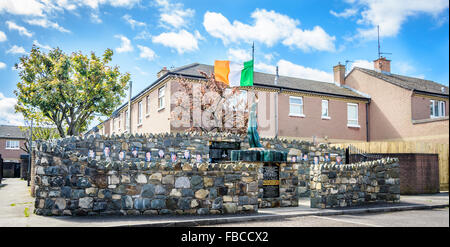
left=206, top=208, right=449, bottom=227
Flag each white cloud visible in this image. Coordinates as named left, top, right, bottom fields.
left=0, top=31, right=6, bottom=42
left=203, top=9, right=335, bottom=52
left=263, top=53, right=275, bottom=62
left=134, top=30, right=152, bottom=40
left=0, top=0, right=45, bottom=16
left=155, top=0, right=195, bottom=29
left=227, top=48, right=251, bottom=63
left=33, top=40, right=52, bottom=50
left=25, top=18, right=70, bottom=33
left=0, top=92, right=24, bottom=126
left=282, top=26, right=336, bottom=52
left=152, top=29, right=199, bottom=54
left=137, top=45, right=156, bottom=61
left=122, top=14, right=146, bottom=29
left=6, top=45, right=27, bottom=54
left=255, top=62, right=276, bottom=74
left=330, top=8, right=358, bottom=18
left=340, top=0, right=449, bottom=39
left=349, top=59, right=373, bottom=71
left=6, top=21, right=33, bottom=37
left=90, top=12, right=102, bottom=23
left=109, top=0, right=141, bottom=8
left=256, top=60, right=334, bottom=83
left=114, top=35, right=133, bottom=53
left=0, top=62, right=6, bottom=69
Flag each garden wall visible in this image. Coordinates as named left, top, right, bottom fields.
left=31, top=132, right=346, bottom=216
left=310, top=158, right=400, bottom=208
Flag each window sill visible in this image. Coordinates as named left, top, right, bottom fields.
left=347, top=124, right=360, bottom=128
left=5, top=148, right=20, bottom=150
left=137, top=123, right=142, bottom=128
left=157, top=107, right=165, bottom=112
left=289, top=114, right=305, bottom=118
left=145, top=114, right=150, bottom=118
left=413, top=116, right=449, bottom=124
left=321, top=116, right=331, bottom=120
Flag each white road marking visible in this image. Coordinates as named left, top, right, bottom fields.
left=310, top=216, right=381, bottom=227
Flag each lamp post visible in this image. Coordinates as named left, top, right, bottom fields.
left=27, top=119, right=33, bottom=186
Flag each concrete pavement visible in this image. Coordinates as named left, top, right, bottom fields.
left=207, top=208, right=449, bottom=227
left=0, top=178, right=448, bottom=227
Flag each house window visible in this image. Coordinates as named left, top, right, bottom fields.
left=289, top=96, right=304, bottom=116
left=440, top=101, right=446, bottom=117
left=430, top=100, right=446, bottom=118
left=118, top=115, right=121, bottom=131
left=158, top=86, right=165, bottom=110
left=146, top=95, right=150, bottom=115
left=6, top=140, right=20, bottom=150
left=125, top=110, right=129, bottom=130
left=322, top=100, right=329, bottom=119
left=138, top=101, right=143, bottom=125
left=347, top=103, right=359, bottom=127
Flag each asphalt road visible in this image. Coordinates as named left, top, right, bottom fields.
left=206, top=208, right=449, bottom=227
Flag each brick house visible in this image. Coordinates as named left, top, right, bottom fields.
left=97, top=63, right=370, bottom=143
left=0, top=125, right=27, bottom=177
left=342, top=57, right=449, bottom=144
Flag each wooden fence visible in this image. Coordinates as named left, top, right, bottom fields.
left=331, top=141, right=449, bottom=191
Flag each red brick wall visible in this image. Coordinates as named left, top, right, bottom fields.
left=0, top=138, right=27, bottom=162
left=385, top=153, right=440, bottom=194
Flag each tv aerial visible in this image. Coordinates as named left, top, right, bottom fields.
left=377, top=25, right=392, bottom=58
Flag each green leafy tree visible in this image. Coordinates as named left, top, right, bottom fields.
left=19, top=112, right=61, bottom=153
left=14, top=46, right=130, bottom=137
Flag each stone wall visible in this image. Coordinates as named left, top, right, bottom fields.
left=310, top=158, right=400, bottom=208
left=31, top=132, right=347, bottom=216
left=33, top=147, right=259, bottom=216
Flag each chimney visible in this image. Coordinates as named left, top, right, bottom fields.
left=373, top=57, right=391, bottom=73
left=157, top=67, right=168, bottom=78
left=333, top=63, right=346, bottom=86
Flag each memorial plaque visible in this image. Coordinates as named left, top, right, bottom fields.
left=262, top=163, right=280, bottom=198
left=209, top=141, right=240, bottom=163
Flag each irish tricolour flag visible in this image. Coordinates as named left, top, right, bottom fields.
left=214, top=60, right=254, bottom=87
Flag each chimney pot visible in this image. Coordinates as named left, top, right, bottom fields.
left=333, top=63, right=346, bottom=86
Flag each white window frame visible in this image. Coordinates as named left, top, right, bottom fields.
left=321, top=99, right=330, bottom=119
left=5, top=140, right=20, bottom=150
left=289, top=96, right=305, bottom=117
left=158, top=86, right=165, bottom=110
left=440, top=101, right=446, bottom=117
left=347, top=103, right=360, bottom=128
left=138, top=101, right=143, bottom=126
left=124, top=110, right=129, bottom=132
left=431, top=100, right=446, bottom=118
left=145, top=95, right=150, bottom=116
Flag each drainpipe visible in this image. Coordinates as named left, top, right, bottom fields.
left=366, top=99, right=370, bottom=142
left=128, top=81, right=132, bottom=134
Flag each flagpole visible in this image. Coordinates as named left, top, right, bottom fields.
left=251, top=41, right=255, bottom=101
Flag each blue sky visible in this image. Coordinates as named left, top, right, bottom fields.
left=0, top=0, right=449, bottom=127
